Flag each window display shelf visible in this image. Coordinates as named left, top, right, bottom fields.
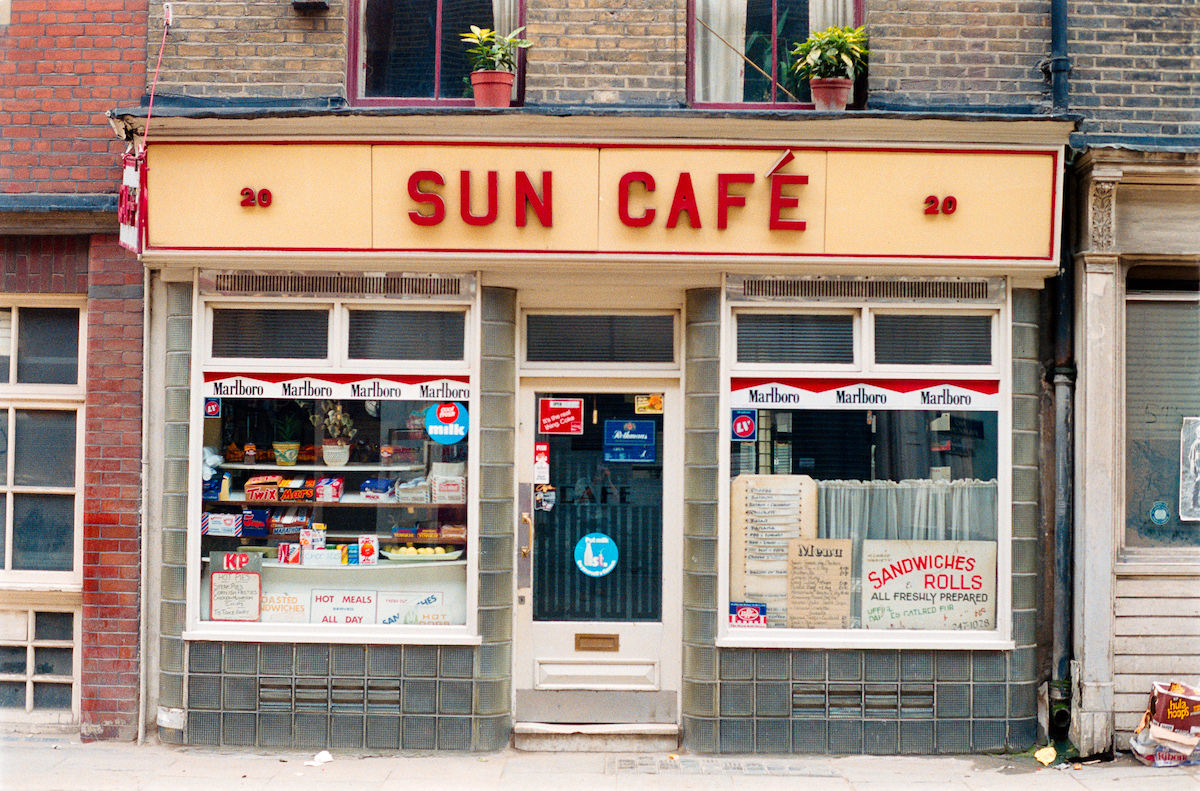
left=262, top=559, right=467, bottom=570
left=324, top=532, right=467, bottom=545
left=202, top=556, right=467, bottom=570
left=218, top=462, right=425, bottom=473
left=205, top=494, right=464, bottom=507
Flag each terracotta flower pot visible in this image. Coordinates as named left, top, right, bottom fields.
left=809, top=77, right=853, bottom=111
left=470, top=70, right=515, bottom=108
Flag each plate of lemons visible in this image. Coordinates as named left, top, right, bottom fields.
left=382, top=545, right=463, bottom=561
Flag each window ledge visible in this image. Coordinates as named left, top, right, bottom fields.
left=183, top=624, right=482, bottom=645
left=716, top=629, right=1014, bottom=651
left=1116, top=554, right=1200, bottom=576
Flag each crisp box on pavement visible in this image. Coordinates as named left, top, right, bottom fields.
left=1131, top=680, right=1200, bottom=766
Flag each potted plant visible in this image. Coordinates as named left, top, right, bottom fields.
left=790, top=25, right=868, bottom=112
left=460, top=24, right=532, bottom=108
left=272, top=412, right=302, bottom=466
left=310, top=400, right=357, bottom=467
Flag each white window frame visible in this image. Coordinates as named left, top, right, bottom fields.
left=868, top=308, right=999, bottom=375
left=519, top=309, right=681, bottom=377
left=0, top=604, right=80, bottom=723
left=717, top=291, right=1014, bottom=650
left=186, top=293, right=481, bottom=645
left=732, top=306, right=861, bottom=373
left=1119, top=282, right=1200, bottom=566
left=0, top=297, right=86, bottom=590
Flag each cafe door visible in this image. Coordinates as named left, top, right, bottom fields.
left=514, top=380, right=681, bottom=724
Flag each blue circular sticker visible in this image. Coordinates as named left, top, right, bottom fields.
left=574, top=532, right=619, bottom=577
left=1151, top=501, right=1170, bottom=525
left=425, top=402, right=468, bottom=445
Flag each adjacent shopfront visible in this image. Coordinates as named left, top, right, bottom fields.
left=124, top=113, right=1069, bottom=752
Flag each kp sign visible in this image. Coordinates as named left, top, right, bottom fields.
left=118, top=152, right=145, bottom=253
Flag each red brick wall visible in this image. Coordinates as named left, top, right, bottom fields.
left=0, top=0, right=148, bottom=194
left=0, top=236, right=89, bottom=292
left=80, top=235, right=143, bottom=741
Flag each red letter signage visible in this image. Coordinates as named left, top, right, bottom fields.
left=460, top=170, right=499, bottom=226
left=618, top=171, right=655, bottom=227
left=515, top=171, right=553, bottom=227
left=666, top=172, right=701, bottom=229
left=407, top=170, right=445, bottom=226
left=717, top=173, right=755, bottom=230
left=769, top=173, right=808, bottom=231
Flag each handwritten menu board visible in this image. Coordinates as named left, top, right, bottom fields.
left=729, top=474, right=817, bottom=626
left=786, top=539, right=852, bottom=628
left=210, top=572, right=262, bottom=621
left=861, top=540, right=996, bottom=630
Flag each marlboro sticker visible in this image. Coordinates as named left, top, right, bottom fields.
left=539, top=398, right=584, bottom=435
left=534, top=442, right=550, bottom=484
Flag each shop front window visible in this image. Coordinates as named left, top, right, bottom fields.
left=1125, top=266, right=1200, bottom=548
left=726, top=305, right=1004, bottom=637
left=197, top=304, right=472, bottom=633
left=353, top=0, right=523, bottom=104
left=691, top=0, right=858, bottom=106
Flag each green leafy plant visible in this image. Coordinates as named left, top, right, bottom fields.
left=790, top=25, right=868, bottom=81
left=460, top=25, right=532, bottom=73
left=274, top=412, right=302, bottom=443
left=744, top=8, right=803, bottom=102
left=310, top=400, right=357, bottom=444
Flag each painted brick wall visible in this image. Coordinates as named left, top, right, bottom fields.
left=1068, top=1, right=1200, bottom=142
left=145, top=0, right=345, bottom=99
left=0, top=236, right=89, bottom=293
left=866, top=1, right=1052, bottom=110
left=0, top=0, right=147, bottom=194
left=523, top=0, right=685, bottom=105
left=81, top=235, right=143, bottom=741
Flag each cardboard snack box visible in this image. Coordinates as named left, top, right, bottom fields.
left=201, top=512, right=242, bottom=537
left=277, top=478, right=316, bottom=502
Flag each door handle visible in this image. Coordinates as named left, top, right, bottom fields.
left=519, top=512, right=534, bottom=558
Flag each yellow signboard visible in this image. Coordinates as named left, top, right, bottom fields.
left=144, top=142, right=1058, bottom=261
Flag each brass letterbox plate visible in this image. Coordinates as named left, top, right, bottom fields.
left=574, top=633, right=619, bottom=652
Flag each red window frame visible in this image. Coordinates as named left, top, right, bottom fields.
left=347, top=0, right=526, bottom=107
left=686, top=0, right=865, bottom=109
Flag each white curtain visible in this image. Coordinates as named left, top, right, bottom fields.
left=694, top=0, right=746, bottom=103
left=492, top=0, right=519, bottom=39
left=817, top=479, right=998, bottom=542
left=809, top=0, right=856, bottom=33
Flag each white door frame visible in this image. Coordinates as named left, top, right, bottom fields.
left=513, top=377, right=682, bottom=723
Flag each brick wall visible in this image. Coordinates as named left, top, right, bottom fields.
left=146, top=0, right=345, bottom=99
left=524, top=0, right=685, bottom=105
left=0, top=0, right=147, bottom=194
left=80, top=235, right=143, bottom=741
left=1068, top=1, right=1200, bottom=142
left=867, top=1, right=1051, bottom=110
left=0, top=236, right=89, bottom=293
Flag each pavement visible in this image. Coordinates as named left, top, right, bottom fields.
left=3, top=733, right=1200, bottom=790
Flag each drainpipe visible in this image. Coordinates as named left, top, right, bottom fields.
left=137, top=241, right=151, bottom=744
left=1047, top=0, right=1074, bottom=742
left=1049, top=0, right=1070, bottom=113
left=1050, top=219, right=1076, bottom=741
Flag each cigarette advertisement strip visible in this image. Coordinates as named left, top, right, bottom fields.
left=203, top=372, right=470, bottom=401
left=730, top=378, right=1000, bottom=412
